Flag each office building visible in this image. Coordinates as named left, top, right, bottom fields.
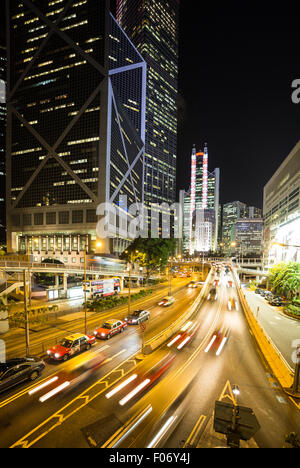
left=0, top=45, right=6, bottom=242
left=183, top=144, right=220, bottom=254
left=222, top=201, right=247, bottom=254
left=264, top=140, right=300, bottom=266
left=6, top=0, right=146, bottom=261
left=116, top=0, right=179, bottom=220
left=233, top=218, right=263, bottom=257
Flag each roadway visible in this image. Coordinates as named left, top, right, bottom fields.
left=2, top=276, right=193, bottom=359
left=1, top=267, right=300, bottom=448
left=0, top=275, right=203, bottom=448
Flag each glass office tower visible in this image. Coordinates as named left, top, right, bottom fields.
left=116, top=0, right=179, bottom=223
left=6, top=0, right=145, bottom=259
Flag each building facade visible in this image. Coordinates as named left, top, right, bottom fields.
left=183, top=144, right=220, bottom=254
left=0, top=45, right=6, bottom=243
left=6, top=0, right=146, bottom=261
left=222, top=201, right=247, bottom=254
left=116, top=0, right=179, bottom=223
left=233, top=218, right=263, bottom=258
left=264, top=140, right=300, bottom=266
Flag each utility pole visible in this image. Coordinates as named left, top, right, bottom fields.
left=84, top=249, right=87, bottom=335
left=23, top=269, right=30, bottom=357
left=168, top=258, right=172, bottom=296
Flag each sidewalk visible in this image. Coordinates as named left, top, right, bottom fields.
left=1, top=279, right=187, bottom=359
left=243, top=287, right=300, bottom=369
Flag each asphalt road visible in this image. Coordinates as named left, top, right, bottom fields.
left=0, top=276, right=202, bottom=448
left=1, top=268, right=300, bottom=448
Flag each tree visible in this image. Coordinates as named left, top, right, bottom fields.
left=269, top=262, right=300, bottom=299
left=120, top=237, right=176, bottom=282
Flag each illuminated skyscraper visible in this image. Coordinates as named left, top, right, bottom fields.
left=184, top=144, right=220, bottom=254
left=6, top=0, right=145, bottom=259
left=116, top=0, right=179, bottom=221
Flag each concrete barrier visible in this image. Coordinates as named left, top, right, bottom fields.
left=232, top=268, right=294, bottom=389
left=143, top=269, right=213, bottom=355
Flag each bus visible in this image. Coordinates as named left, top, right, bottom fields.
left=83, top=278, right=121, bottom=299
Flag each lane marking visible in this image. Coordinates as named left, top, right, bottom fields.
left=183, top=414, right=207, bottom=448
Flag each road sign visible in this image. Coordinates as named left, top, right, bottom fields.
left=214, top=400, right=260, bottom=441
left=140, top=322, right=146, bottom=333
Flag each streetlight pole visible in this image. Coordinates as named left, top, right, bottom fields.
left=168, top=258, right=172, bottom=296
left=23, top=269, right=30, bottom=357
left=84, top=249, right=87, bottom=335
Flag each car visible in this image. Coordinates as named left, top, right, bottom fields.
left=158, top=296, right=175, bottom=307
left=47, top=333, right=96, bottom=361
left=205, top=325, right=231, bottom=356
left=228, top=297, right=238, bottom=311
left=94, top=319, right=128, bottom=339
left=124, top=310, right=150, bottom=325
left=0, top=357, right=45, bottom=393
left=188, top=281, right=197, bottom=289
left=268, top=297, right=283, bottom=306
left=207, top=288, right=218, bottom=301
left=167, top=320, right=200, bottom=350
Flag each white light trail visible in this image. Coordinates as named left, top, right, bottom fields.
left=119, top=379, right=150, bottom=406
left=39, top=381, right=70, bottom=402
left=167, top=334, right=182, bottom=347
left=105, top=374, right=138, bottom=399
left=177, top=336, right=191, bottom=350
left=28, top=376, right=59, bottom=396
left=204, top=335, right=216, bottom=353
left=147, top=415, right=177, bottom=448
left=216, top=337, right=227, bottom=356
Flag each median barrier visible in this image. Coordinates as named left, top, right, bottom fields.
left=232, top=268, right=294, bottom=389
left=143, top=269, right=213, bottom=355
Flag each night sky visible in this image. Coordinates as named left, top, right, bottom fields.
left=1, top=1, right=300, bottom=209
left=177, top=1, right=300, bottom=208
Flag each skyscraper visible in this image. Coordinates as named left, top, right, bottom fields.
left=0, top=44, right=6, bottom=242
left=222, top=201, right=247, bottom=254
left=184, top=144, right=220, bottom=254
left=116, top=0, right=179, bottom=222
left=6, top=0, right=145, bottom=259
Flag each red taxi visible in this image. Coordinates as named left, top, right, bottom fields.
left=47, top=333, right=96, bottom=362
left=94, top=319, right=127, bottom=340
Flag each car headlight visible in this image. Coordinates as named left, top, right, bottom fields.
left=47, top=350, right=51, bottom=355
left=94, top=331, right=97, bottom=335
left=55, top=353, right=60, bottom=359
left=101, top=333, right=106, bottom=337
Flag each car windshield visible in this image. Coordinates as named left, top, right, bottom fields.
left=60, top=339, right=72, bottom=348
left=132, top=311, right=141, bottom=317
left=102, top=323, right=113, bottom=330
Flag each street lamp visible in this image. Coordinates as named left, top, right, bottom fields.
left=125, top=250, right=139, bottom=317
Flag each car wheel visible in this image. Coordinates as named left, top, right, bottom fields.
left=107, top=334, right=111, bottom=340
left=63, top=354, right=69, bottom=362
left=120, top=327, right=124, bottom=333
left=29, top=370, right=39, bottom=381
left=86, top=343, right=91, bottom=350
